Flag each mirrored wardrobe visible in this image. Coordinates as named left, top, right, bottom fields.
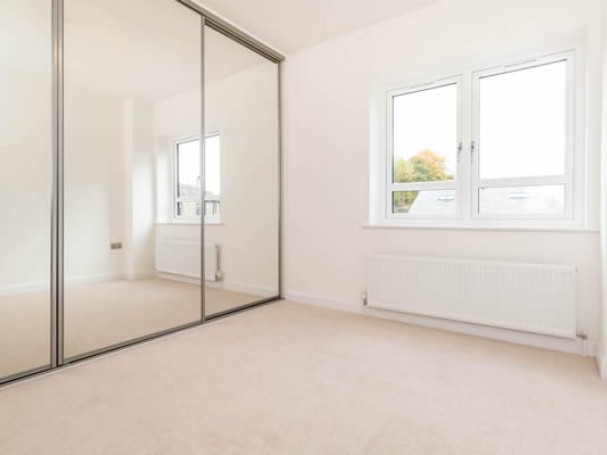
left=0, top=0, right=53, bottom=381
left=0, top=0, right=282, bottom=385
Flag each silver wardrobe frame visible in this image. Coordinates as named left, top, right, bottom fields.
left=0, top=0, right=285, bottom=388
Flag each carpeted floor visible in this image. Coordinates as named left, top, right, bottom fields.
left=0, top=278, right=260, bottom=378
left=0, top=301, right=606, bottom=454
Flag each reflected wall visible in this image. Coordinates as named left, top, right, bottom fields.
left=0, top=0, right=53, bottom=379
left=203, top=26, right=280, bottom=317
left=0, top=0, right=282, bottom=383
left=63, top=0, right=202, bottom=359
left=153, top=25, right=281, bottom=319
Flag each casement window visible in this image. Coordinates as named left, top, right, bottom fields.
left=388, top=78, right=461, bottom=218
left=174, top=134, right=221, bottom=221
left=384, top=51, right=579, bottom=227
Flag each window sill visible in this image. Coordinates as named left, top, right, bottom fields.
left=156, top=220, right=224, bottom=226
left=363, top=222, right=598, bottom=233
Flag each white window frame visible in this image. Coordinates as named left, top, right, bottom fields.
left=173, top=134, right=221, bottom=223
left=471, top=51, right=576, bottom=222
left=379, top=49, right=582, bottom=228
left=386, top=76, right=463, bottom=221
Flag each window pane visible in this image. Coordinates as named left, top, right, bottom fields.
left=177, top=140, right=200, bottom=199
left=392, top=84, right=458, bottom=183
left=177, top=200, right=200, bottom=217
left=478, top=61, right=567, bottom=179
left=204, top=135, right=220, bottom=216
left=479, top=185, right=565, bottom=215
left=392, top=190, right=456, bottom=215
left=177, top=136, right=221, bottom=219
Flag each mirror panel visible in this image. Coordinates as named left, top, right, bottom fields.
left=63, top=0, right=202, bottom=359
left=203, top=27, right=280, bottom=317
left=0, top=0, right=282, bottom=380
left=0, top=0, right=53, bottom=379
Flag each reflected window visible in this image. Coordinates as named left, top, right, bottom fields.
left=175, top=134, right=221, bottom=220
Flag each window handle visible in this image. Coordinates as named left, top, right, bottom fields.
left=457, top=142, right=462, bottom=162
left=470, top=141, right=476, bottom=163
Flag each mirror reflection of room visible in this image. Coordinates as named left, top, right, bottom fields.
left=63, top=0, right=203, bottom=359
left=157, top=25, right=280, bottom=318
left=202, top=27, right=280, bottom=317
left=0, top=0, right=281, bottom=375
left=0, top=0, right=53, bottom=379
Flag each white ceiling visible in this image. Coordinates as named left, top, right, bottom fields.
left=193, top=0, right=436, bottom=54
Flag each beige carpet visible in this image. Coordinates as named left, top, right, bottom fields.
left=0, top=278, right=259, bottom=378
left=0, top=301, right=606, bottom=454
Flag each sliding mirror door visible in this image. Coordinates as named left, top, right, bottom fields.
left=203, top=27, right=280, bottom=317
left=63, top=0, right=203, bottom=359
left=0, top=0, right=282, bottom=380
left=0, top=0, right=53, bottom=381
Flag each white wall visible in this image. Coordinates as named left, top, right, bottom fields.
left=0, top=67, right=130, bottom=290
left=599, top=0, right=607, bottom=377
left=0, top=65, right=161, bottom=291
left=0, top=52, right=281, bottom=296
left=154, top=62, right=280, bottom=296
left=64, top=83, right=126, bottom=282
left=123, top=97, right=157, bottom=280
left=0, top=69, right=52, bottom=291
left=284, top=0, right=605, bottom=356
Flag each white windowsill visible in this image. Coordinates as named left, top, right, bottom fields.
left=157, top=219, right=224, bottom=226
left=364, top=222, right=598, bottom=233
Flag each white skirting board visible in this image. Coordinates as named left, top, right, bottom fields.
left=156, top=272, right=276, bottom=297
left=598, top=343, right=607, bottom=379
left=285, top=291, right=594, bottom=357
left=206, top=281, right=277, bottom=297
left=0, top=272, right=124, bottom=295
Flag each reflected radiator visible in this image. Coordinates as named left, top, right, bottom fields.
left=155, top=239, right=219, bottom=282
left=367, top=255, right=577, bottom=338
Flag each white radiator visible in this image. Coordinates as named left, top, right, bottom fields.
left=367, top=255, right=577, bottom=338
left=155, top=239, right=220, bottom=282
